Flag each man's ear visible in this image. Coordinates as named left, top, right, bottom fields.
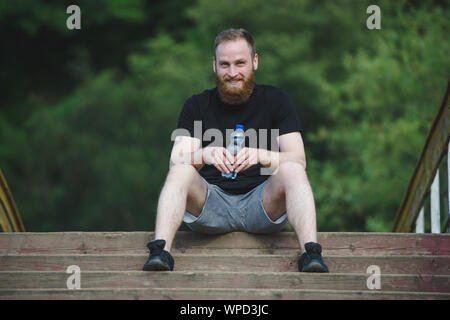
left=213, top=58, right=216, bottom=73
left=253, top=53, right=258, bottom=71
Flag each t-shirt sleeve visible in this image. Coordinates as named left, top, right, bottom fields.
left=176, top=95, right=199, bottom=138
left=274, top=90, right=303, bottom=136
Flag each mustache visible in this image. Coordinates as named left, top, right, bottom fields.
left=215, top=71, right=255, bottom=105
left=223, top=74, right=245, bottom=81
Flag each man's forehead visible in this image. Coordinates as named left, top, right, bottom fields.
left=215, top=39, right=252, bottom=60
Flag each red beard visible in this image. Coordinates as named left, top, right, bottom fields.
left=215, top=71, right=255, bottom=105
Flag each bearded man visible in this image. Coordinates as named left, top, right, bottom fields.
left=143, top=28, right=329, bottom=273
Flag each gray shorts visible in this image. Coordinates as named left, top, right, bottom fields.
left=183, top=178, right=288, bottom=234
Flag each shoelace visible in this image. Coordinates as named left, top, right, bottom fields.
left=147, top=240, right=165, bottom=255
left=305, top=242, right=322, bottom=259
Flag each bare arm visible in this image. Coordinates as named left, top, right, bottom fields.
left=169, top=136, right=235, bottom=173
left=265, top=131, right=307, bottom=170
left=234, top=131, right=306, bottom=173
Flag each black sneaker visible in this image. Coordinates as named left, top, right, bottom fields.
left=142, top=239, right=174, bottom=271
left=298, top=242, right=329, bottom=273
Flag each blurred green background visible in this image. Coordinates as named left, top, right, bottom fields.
left=0, top=0, right=448, bottom=232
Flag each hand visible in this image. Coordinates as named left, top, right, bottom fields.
left=202, top=146, right=235, bottom=174
left=233, top=148, right=262, bottom=173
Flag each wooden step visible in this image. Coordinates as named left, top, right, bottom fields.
left=1, top=232, right=449, bottom=256
left=1, top=287, right=449, bottom=300
left=1, top=254, right=449, bottom=274
left=1, top=231, right=449, bottom=301
left=1, top=271, right=449, bottom=293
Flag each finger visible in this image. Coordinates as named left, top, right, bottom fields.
left=223, top=149, right=235, bottom=172
left=215, top=153, right=230, bottom=173
left=216, top=159, right=229, bottom=173
left=236, top=152, right=258, bottom=173
left=224, top=149, right=235, bottom=163
left=234, top=149, right=248, bottom=169
left=234, top=158, right=248, bottom=173
left=237, top=164, right=250, bottom=173
left=236, top=147, right=248, bottom=159
left=220, top=153, right=233, bottom=173
left=234, top=158, right=245, bottom=172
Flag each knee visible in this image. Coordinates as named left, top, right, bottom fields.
left=276, top=161, right=307, bottom=186
left=166, top=164, right=197, bottom=185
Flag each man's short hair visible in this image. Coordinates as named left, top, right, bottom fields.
left=214, top=28, right=256, bottom=60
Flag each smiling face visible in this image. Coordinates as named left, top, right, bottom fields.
left=214, top=38, right=258, bottom=105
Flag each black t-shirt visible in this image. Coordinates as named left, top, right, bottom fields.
left=176, top=84, right=303, bottom=195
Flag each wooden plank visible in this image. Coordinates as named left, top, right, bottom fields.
left=393, top=81, right=450, bottom=232
left=1, top=232, right=449, bottom=256
left=1, top=288, right=449, bottom=300
left=1, top=254, right=449, bottom=275
left=0, top=271, right=449, bottom=293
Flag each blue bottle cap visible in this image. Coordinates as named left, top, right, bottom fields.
left=236, top=124, right=244, bottom=130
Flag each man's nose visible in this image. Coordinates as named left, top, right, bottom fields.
left=227, top=65, right=238, bottom=78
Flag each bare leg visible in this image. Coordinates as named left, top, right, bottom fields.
left=154, top=164, right=207, bottom=252
left=262, top=161, right=318, bottom=253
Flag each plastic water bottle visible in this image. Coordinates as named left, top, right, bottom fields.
left=222, top=124, right=245, bottom=179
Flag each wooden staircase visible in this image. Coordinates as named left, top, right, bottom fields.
left=0, top=231, right=449, bottom=300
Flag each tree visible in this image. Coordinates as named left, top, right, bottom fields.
left=1, top=0, right=448, bottom=231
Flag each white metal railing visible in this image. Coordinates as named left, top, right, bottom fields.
left=415, top=142, right=450, bottom=234
left=392, top=81, right=449, bottom=233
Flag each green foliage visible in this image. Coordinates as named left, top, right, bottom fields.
left=1, top=0, right=448, bottom=231
left=308, top=3, right=449, bottom=231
